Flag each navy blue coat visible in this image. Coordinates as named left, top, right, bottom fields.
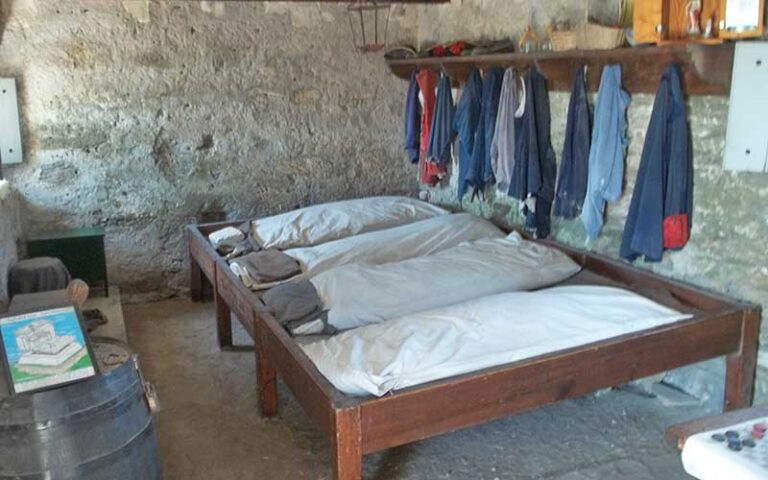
left=426, top=74, right=456, bottom=166
left=554, top=66, right=592, bottom=219
left=404, top=72, right=421, bottom=164
left=509, top=68, right=557, bottom=239
left=465, top=68, right=503, bottom=199
left=620, top=65, right=692, bottom=262
left=454, top=70, right=483, bottom=200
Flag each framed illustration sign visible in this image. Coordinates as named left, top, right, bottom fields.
left=0, top=305, right=98, bottom=394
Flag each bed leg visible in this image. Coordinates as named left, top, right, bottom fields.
left=214, top=289, right=233, bottom=349
left=256, top=330, right=279, bottom=417
left=190, top=255, right=204, bottom=303
left=724, top=309, right=761, bottom=412
left=332, top=407, right=362, bottom=480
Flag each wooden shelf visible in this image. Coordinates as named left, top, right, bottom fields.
left=387, top=43, right=735, bottom=95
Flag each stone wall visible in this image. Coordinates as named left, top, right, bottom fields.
left=1, top=0, right=419, bottom=301
left=0, top=181, right=20, bottom=309
left=417, top=0, right=620, bottom=47
left=418, top=1, right=768, bottom=408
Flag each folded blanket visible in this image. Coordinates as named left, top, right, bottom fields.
left=229, top=249, right=302, bottom=289
left=262, top=281, right=335, bottom=336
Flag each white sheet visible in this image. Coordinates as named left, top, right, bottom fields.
left=232, top=213, right=504, bottom=291
left=286, top=213, right=505, bottom=278
left=310, top=232, right=581, bottom=331
left=250, top=196, right=448, bottom=250
left=302, top=286, right=692, bottom=397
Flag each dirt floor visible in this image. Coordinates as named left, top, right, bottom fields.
left=124, top=298, right=710, bottom=480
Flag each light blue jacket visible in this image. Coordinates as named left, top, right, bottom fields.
left=580, top=65, right=629, bottom=242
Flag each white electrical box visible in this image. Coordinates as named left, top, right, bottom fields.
left=724, top=42, right=768, bottom=172
left=0, top=78, right=22, bottom=165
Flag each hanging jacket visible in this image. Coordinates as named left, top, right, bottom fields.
left=490, top=68, right=522, bottom=194
left=554, top=66, right=592, bottom=219
left=426, top=73, right=456, bottom=167
left=620, top=64, right=692, bottom=263
left=465, top=68, right=504, bottom=199
left=508, top=68, right=557, bottom=239
left=404, top=71, right=421, bottom=164
left=580, top=65, right=629, bottom=242
left=416, top=70, right=444, bottom=185
left=454, top=69, right=483, bottom=200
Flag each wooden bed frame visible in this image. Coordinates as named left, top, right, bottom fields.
left=188, top=220, right=761, bottom=480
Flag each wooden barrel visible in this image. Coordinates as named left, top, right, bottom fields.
left=0, top=338, right=162, bottom=480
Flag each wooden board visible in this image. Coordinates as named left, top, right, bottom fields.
left=387, top=44, right=735, bottom=95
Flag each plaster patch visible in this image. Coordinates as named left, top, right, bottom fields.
left=264, top=3, right=328, bottom=28
left=200, top=1, right=225, bottom=18
left=122, top=0, right=150, bottom=24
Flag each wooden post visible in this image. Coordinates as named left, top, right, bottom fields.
left=724, top=308, right=761, bottom=411
left=256, top=325, right=279, bottom=417
left=214, top=289, right=233, bottom=349
left=189, top=252, right=204, bottom=303
left=332, top=407, right=362, bottom=480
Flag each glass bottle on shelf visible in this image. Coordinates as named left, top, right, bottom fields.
left=518, top=25, right=538, bottom=54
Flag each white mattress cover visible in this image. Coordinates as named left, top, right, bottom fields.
left=682, top=418, right=768, bottom=480
left=285, top=213, right=505, bottom=279
left=301, top=286, right=693, bottom=397
left=250, top=196, right=448, bottom=250
left=310, top=232, right=582, bottom=331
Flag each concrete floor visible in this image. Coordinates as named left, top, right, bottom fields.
left=124, top=298, right=712, bottom=480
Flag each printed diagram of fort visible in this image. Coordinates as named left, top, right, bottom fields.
left=13, top=320, right=87, bottom=375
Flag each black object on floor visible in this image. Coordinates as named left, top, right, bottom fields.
left=83, top=308, right=109, bottom=333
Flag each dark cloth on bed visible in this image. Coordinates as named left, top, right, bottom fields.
left=262, top=281, right=336, bottom=335
left=230, top=249, right=302, bottom=284
left=223, top=239, right=256, bottom=260
left=620, top=65, right=692, bottom=263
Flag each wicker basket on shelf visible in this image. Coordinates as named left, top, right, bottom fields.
left=579, top=22, right=626, bottom=50
left=547, top=0, right=629, bottom=52
left=550, top=29, right=580, bottom=52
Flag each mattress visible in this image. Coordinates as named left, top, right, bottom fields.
left=309, top=232, right=582, bottom=331
left=250, top=196, right=448, bottom=250
left=301, top=286, right=693, bottom=397
left=235, top=213, right=506, bottom=290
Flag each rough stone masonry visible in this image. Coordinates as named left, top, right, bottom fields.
left=0, top=0, right=419, bottom=301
